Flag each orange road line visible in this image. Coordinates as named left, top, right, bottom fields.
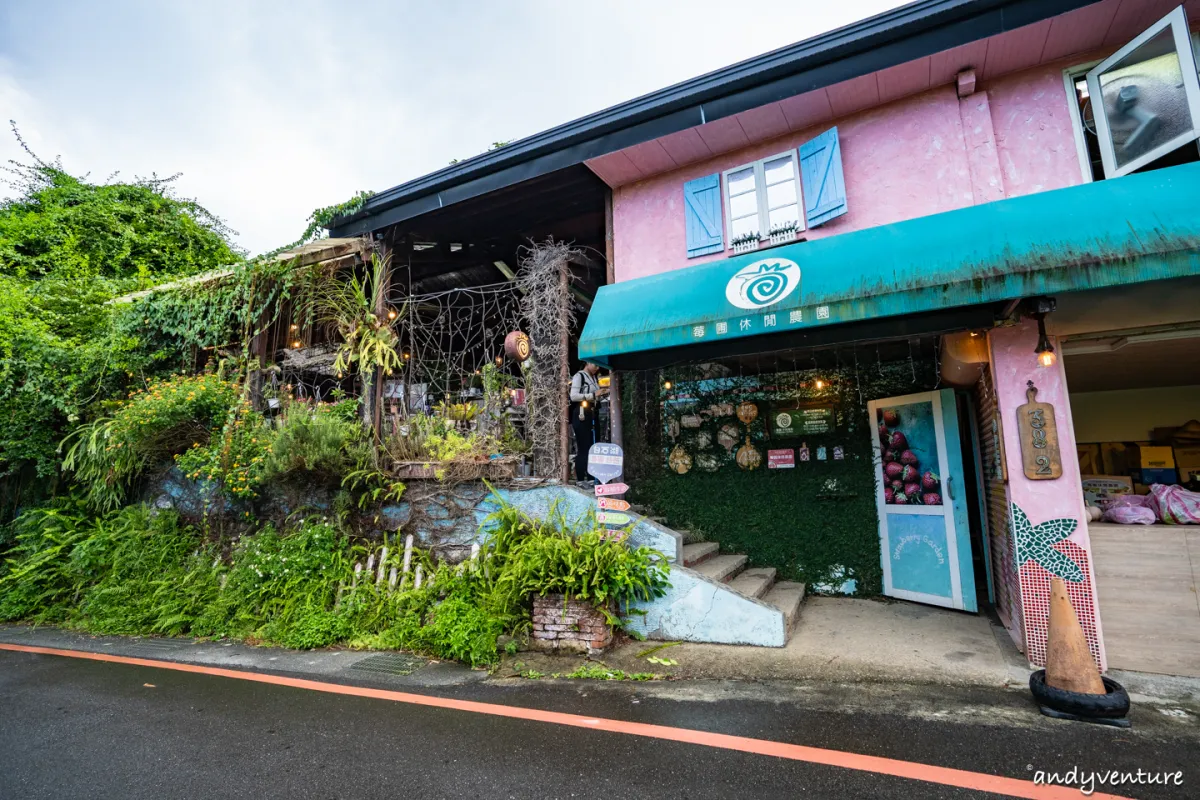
left=0, top=642, right=1129, bottom=800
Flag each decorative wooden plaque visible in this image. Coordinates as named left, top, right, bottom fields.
left=1016, top=381, right=1062, bottom=480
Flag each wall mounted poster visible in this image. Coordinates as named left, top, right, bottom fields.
left=768, top=449, right=795, bottom=469
left=772, top=406, right=835, bottom=437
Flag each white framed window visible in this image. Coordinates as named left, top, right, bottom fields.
left=1071, top=7, right=1200, bottom=181
left=722, top=151, right=805, bottom=247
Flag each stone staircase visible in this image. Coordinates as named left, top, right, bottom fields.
left=500, top=488, right=806, bottom=647
left=681, top=541, right=806, bottom=632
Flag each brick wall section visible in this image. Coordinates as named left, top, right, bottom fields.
left=531, top=594, right=613, bottom=655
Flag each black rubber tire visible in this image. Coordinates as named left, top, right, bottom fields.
left=1029, top=669, right=1130, bottom=718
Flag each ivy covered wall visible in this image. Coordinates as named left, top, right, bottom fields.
left=623, top=358, right=942, bottom=595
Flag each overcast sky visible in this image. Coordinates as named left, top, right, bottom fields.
left=2, top=0, right=906, bottom=255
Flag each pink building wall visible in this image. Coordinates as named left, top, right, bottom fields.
left=611, top=64, right=1087, bottom=284
left=989, top=320, right=1106, bottom=671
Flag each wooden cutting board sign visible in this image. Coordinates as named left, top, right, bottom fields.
left=1016, top=381, right=1062, bottom=480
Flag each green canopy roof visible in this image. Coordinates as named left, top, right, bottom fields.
left=579, top=162, right=1200, bottom=367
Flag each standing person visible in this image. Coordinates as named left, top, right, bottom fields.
left=569, top=362, right=606, bottom=483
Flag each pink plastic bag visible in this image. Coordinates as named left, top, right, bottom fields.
left=1100, top=494, right=1156, bottom=525
left=1146, top=484, right=1200, bottom=525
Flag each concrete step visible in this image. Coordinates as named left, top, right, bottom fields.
left=694, top=553, right=748, bottom=583
left=682, top=542, right=719, bottom=567
left=727, top=567, right=776, bottom=600
left=764, top=581, right=806, bottom=630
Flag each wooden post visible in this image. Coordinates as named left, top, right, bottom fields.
left=559, top=259, right=571, bottom=482
left=604, top=189, right=623, bottom=450
left=371, top=238, right=390, bottom=441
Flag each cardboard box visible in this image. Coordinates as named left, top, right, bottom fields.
left=1077, top=444, right=1101, bottom=475
left=1081, top=475, right=1133, bottom=506
left=1139, top=467, right=1178, bottom=486
left=1174, top=446, right=1200, bottom=482
left=1136, top=445, right=1176, bottom=470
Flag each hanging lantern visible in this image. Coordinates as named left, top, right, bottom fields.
left=504, top=330, right=531, bottom=361
left=736, top=401, right=758, bottom=425
left=736, top=437, right=762, bottom=470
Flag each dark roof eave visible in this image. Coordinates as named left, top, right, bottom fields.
left=331, top=0, right=1096, bottom=237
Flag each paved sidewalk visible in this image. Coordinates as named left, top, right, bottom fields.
left=5, top=595, right=1199, bottom=707
left=0, top=624, right=484, bottom=688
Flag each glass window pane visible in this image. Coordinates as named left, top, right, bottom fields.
left=768, top=205, right=799, bottom=230
left=1095, top=27, right=1194, bottom=172
left=766, top=180, right=797, bottom=209
left=764, top=156, right=795, bottom=185
left=727, top=167, right=756, bottom=196
left=730, top=216, right=759, bottom=239
left=730, top=191, right=758, bottom=219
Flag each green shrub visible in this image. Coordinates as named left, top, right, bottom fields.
left=0, top=503, right=220, bottom=633
left=262, top=400, right=359, bottom=480
left=481, top=495, right=670, bottom=613
left=0, top=491, right=672, bottom=667
left=60, top=373, right=238, bottom=511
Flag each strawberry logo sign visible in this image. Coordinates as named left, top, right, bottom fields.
left=725, top=258, right=801, bottom=310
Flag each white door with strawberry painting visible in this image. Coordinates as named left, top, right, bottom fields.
left=868, top=390, right=976, bottom=611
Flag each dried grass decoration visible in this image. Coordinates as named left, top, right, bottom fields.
left=696, top=453, right=720, bottom=472
left=736, top=436, right=762, bottom=470
left=717, top=423, right=739, bottom=452
left=669, top=445, right=693, bottom=474
left=737, top=402, right=758, bottom=425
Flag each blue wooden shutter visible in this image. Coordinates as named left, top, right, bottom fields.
left=799, top=127, right=847, bottom=227
left=683, top=173, right=724, bottom=257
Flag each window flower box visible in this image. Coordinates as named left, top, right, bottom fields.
left=730, top=233, right=761, bottom=254
left=768, top=224, right=800, bottom=247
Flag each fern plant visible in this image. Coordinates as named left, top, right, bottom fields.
left=303, top=251, right=403, bottom=385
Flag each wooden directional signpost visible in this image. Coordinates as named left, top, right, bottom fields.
left=588, top=443, right=629, bottom=532
left=597, top=497, right=630, bottom=511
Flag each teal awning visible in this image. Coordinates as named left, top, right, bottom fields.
left=579, top=162, right=1200, bottom=366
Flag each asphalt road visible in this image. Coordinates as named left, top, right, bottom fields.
left=1, top=649, right=1196, bottom=799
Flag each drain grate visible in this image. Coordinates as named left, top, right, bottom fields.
left=125, top=639, right=188, bottom=655
left=349, top=653, right=427, bottom=676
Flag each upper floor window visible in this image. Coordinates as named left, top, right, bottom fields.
left=723, top=152, right=804, bottom=248
left=1068, top=6, right=1200, bottom=181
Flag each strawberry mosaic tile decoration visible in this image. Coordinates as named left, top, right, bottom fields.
left=1012, top=503, right=1101, bottom=669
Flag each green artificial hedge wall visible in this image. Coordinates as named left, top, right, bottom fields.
left=623, top=358, right=941, bottom=595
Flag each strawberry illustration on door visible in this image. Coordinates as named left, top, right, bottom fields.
left=868, top=390, right=977, bottom=611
